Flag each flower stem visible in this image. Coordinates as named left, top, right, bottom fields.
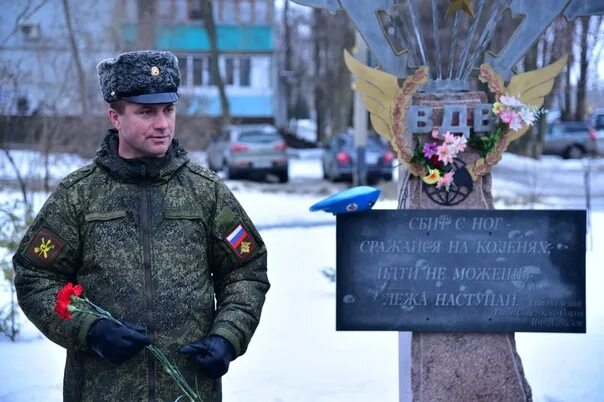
left=74, top=298, right=202, bottom=401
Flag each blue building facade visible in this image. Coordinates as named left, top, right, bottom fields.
left=121, top=0, right=277, bottom=121
left=0, top=0, right=277, bottom=122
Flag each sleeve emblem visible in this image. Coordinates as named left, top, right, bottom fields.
left=224, top=223, right=256, bottom=261
left=24, top=229, right=65, bottom=266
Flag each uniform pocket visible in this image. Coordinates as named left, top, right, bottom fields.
left=81, top=210, right=133, bottom=273
left=164, top=210, right=204, bottom=220
left=84, top=210, right=127, bottom=222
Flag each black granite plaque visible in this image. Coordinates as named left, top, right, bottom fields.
left=336, top=210, right=586, bottom=333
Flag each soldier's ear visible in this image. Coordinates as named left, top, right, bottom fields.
left=108, top=108, right=120, bottom=130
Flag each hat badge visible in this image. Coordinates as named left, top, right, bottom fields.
left=150, top=66, right=160, bottom=76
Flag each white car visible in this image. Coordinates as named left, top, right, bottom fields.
left=207, top=125, right=289, bottom=182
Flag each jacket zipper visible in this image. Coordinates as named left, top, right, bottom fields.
left=140, top=166, right=156, bottom=402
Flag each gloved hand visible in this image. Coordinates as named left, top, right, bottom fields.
left=86, top=318, right=151, bottom=364
left=179, top=335, right=235, bottom=379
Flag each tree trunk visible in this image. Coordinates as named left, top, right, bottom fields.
left=575, top=16, right=590, bottom=121
left=312, top=9, right=326, bottom=143
left=61, top=0, right=89, bottom=114
left=201, top=0, right=230, bottom=126
left=562, top=20, right=575, bottom=121
left=283, top=0, right=293, bottom=121
left=137, top=0, right=155, bottom=49
left=311, top=9, right=354, bottom=143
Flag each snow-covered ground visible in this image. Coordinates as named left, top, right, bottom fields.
left=0, top=151, right=602, bottom=401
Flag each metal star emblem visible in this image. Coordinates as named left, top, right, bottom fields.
left=446, top=0, right=474, bottom=18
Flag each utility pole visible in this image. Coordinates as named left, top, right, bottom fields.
left=353, top=31, right=368, bottom=186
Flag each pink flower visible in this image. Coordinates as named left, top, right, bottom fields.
left=454, top=136, right=467, bottom=153
left=431, top=128, right=440, bottom=139
left=443, top=131, right=456, bottom=144
left=436, top=171, right=454, bottom=190
left=499, top=109, right=515, bottom=124
left=436, top=144, right=454, bottom=165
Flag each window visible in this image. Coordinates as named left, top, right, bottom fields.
left=225, top=58, right=235, bottom=85
left=181, top=54, right=254, bottom=88
left=222, top=0, right=236, bottom=24
left=178, top=56, right=188, bottom=86
left=157, top=0, right=176, bottom=22
left=192, top=57, right=203, bottom=86
left=238, top=0, right=252, bottom=24
left=208, top=56, right=219, bottom=85
left=239, top=58, right=251, bottom=87
left=187, top=0, right=203, bottom=21
left=254, top=0, right=269, bottom=23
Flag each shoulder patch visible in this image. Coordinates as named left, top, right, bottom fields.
left=223, top=223, right=257, bottom=262
left=23, top=227, right=66, bottom=267
left=215, top=207, right=237, bottom=233
left=60, top=163, right=96, bottom=188
left=185, top=162, right=220, bottom=182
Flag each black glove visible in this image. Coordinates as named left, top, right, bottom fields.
left=179, top=335, right=235, bottom=379
left=86, top=318, right=151, bottom=364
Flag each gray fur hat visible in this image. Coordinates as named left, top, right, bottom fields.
left=97, top=50, right=181, bottom=104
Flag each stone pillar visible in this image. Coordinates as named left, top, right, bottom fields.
left=401, top=92, right=532, bottom=401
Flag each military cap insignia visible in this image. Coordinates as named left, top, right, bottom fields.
left=151, top=66, right=160, bottom=76
left=224, top=223, right=256, bottom=261
left=24, top=228, right=65, bottom=267
left=345, top=203, right=358, bottom=212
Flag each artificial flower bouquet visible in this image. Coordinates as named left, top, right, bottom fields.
left=412, top=95, right=542, bottom=192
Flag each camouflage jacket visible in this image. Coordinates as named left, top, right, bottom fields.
left=13, top=130, right=270, bottom=402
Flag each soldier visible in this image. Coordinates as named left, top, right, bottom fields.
left=13, top=50, right=270, bottom=401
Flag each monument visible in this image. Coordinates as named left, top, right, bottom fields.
left=293, top=0, right=603, bottom=400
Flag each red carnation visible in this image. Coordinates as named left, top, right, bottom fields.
left=429, top=154, right=443, bottom=169
left=54, top=282, right=84, bottom=320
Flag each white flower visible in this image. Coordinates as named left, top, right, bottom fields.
left=509, top=114, right=524, bottom=131
left=500, top=95, right=523, bottom=107
left=519, top=108, right=536, bottom=126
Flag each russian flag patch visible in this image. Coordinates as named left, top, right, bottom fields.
left=224, top=223, right=256, bottom=261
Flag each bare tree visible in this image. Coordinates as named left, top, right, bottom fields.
left=282, top=0, right=293, bottom=121
left=200, top=0, right=230, bottom=126
left=137, top=0, right=156, bottom=49
left=312, top=9, right=354, bottom=143
left=61, top=0, right=90, bottom=114
left=575, top=16, right=603, bottom=121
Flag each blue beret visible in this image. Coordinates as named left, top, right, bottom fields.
left=97, top=50, right=180, bottom=104
left=310, top=186, right=381, bottom=215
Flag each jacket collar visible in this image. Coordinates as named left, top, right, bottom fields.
left=94, top=129, right=189, bottom=183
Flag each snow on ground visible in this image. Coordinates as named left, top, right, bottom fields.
left=516, top=210, right=604, bottom=402
left=0, top=151, right=602, bottom=401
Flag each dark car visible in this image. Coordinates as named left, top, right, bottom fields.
left=542, top=121, right=596, bottom=159
left=321, top=132, right=395, bottom=183
left=207, top=124, right=289, bottom=182
left=589, top=108, right=604, bottom=155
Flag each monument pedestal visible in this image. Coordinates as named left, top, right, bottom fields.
left=412, top=332, right=531, bottom=401
left=400, top=169, right=532, bottom=401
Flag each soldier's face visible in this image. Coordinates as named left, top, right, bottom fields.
left=109, top=102, right=176, bottom=159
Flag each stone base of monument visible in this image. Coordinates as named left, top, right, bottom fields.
left=411, top=332, right=532, bottom=401
left=400, top=124, right=532, bottom=401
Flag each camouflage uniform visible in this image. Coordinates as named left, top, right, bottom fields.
left=14, top=130, right=270, bottom=401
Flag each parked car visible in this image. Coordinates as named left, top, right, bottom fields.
left=589, top=108, right=604, bottom=155
left=321, top=131, right=395, bottom=183
left=542, top=121, right=596, bottom=159
left=207, top=124, right=289, bottom=182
